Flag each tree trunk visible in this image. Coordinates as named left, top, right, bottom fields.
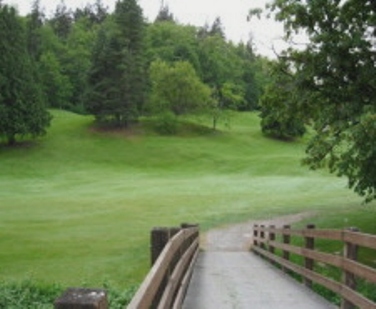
left=7, top=134, right=16, bottom=146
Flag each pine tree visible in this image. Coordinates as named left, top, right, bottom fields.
left=0, top=5, right=51, bottom=145
left=209, top=17, right=225, bottom=39
left=86, top=0, right=146, bottom=126
left=50, top=0, right=73, bottom=40
left=26, top=0, right=44, bottom=61
left=155, top=4, right=174, bottom=22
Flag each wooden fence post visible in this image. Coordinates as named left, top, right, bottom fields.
left=151, top=227, right=181, bottom=266
left=282, top=225, right=291, bottom=273
left=253, top=225, right=258, bottom=248
left=260, top=225, right=266, bottom=250
left=150, top=227, right=180, bottom=309
left=341, top=227, right=359, bottom=309
left=304, top=224, right=315, bottom=289
left=269, top=225, right=276, bottom=265
left=54, top=288, right=107, bottom=309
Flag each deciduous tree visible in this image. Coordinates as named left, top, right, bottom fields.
left=268, top=0, right=376, bottom=200
left=148, top=60, right=212, bottom=116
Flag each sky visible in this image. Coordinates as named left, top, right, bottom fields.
left=4, top=0, right=287, bottom=58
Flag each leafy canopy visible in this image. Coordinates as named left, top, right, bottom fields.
left=268, top=0, right=376, bottom=201
left=148, top=60, right=212, bottom=116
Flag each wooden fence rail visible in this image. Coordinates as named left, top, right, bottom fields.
left=127, top=224, right=199, bottom=309
left=54, top=223, right=199, bottom=309
left=252, top=224, right=376, bottom=309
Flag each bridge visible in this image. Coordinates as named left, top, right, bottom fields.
left=54, top=218, right=376, bottom=309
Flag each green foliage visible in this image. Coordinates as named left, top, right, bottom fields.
left=86, top=0, right=146, bottom=126
left=73, top=0, right=108, bottom=25
left=26, top=0, right=44, bottom=61
left=154, top=5, right=174, bottom=23
left=148, top=60, right=212, bottom=117
left=145, top=21, right=201, bottom=73
left=0, top=280, right=62, bottom=309
left=49, top=2, right=73, bottom=40
left=0, top=5, right=51, bottom=145
left=0, top=280, right=137, bottom=308
left=106, top=284, right=138, bottom=308
left=259, top=62, right=306, bottom=140
left=153, top=111, right=179, bottom=135
left=63, top=17, right=98, bottom=111
left=39, top=51, right=73, bottom=109
left=269, top=0, right=376, bottom=201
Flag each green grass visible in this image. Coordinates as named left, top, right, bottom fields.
left=0, top=110, right=373, bottom=290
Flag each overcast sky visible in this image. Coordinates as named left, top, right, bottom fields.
left=4, top=0, right=287, bottom=58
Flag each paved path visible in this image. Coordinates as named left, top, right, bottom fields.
left=183, top=214, right=338, bottom=309
left=183, top=252, right=337, bottom=309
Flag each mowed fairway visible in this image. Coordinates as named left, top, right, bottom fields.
left=0, top=110, right=366, bottom=288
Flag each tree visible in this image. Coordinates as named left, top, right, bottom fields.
left=148, top=60, right=212, bottom=117
left=0, top=5, right=51, bottom=145
left=73, top=0, right=108, bottom=25
left=39, top=51, right=73, bottom=109
left=26, top=0, right=44, bottom=61
left=155, top=4, right=174, bottom=22
left=268, top=0, right=376, bottom=200
left=209, top=17, right=225, bottom=39
left=86, top=0, right=146, bottom=126
left=260, top=61, right=306, bottom=140
left=61, top=17, right=97, bottom=112
left=146, top=21, right=201, bottom=74
left=236, top=40, right=260, bottom=110
left=49, top=0, right=73, bottom=40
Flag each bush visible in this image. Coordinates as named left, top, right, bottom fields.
left=0, top=280, right=62, bottom=309
left=153, top=112, right=179, bottom=135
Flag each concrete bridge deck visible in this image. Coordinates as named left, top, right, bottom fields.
left=183, top=214, right=337, bottom=309
left=183, top=251, right=337, bottom=309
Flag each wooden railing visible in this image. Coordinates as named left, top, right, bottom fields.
left=127, top=223, right=199, bottom=309
left=54, top=224, right=199, bottom=309
left=252, top=224, right=376, bottom=309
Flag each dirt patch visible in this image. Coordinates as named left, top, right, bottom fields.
left=202, top=212, right=315, bottom=252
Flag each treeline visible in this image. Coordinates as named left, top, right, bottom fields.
left=0, top=0, right=271, bottom=144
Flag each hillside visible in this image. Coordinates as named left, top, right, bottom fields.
left=0, top=110, right=369, bottom=288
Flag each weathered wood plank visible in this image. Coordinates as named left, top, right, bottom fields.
left=172, top=245, right=200, bottom=309
left=127, top=227, right=199, bottom=309
left=158, top=239, right=199, bottom=309
left=344, top=231, right=376, bottom=250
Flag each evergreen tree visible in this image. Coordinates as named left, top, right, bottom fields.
left=0, top=5, right=51, bottom=145
left=155, top=5, right=174, bottom=22
left=26, top=0, right=44, bottom=61
left=50, top=0, right=73, bottom=40
left=86, top=0, right=146, bottom=126
left=209, top=17, right=225, bottom=39
left=73, top=0, right=108, bottom=25
left=236, top=40, right=260, bottom=110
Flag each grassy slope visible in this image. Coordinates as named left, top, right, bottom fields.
left=0, top=110, right=373, bottom=288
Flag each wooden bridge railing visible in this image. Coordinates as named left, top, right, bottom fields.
left=54, top=223, right=199, bottom=309
left=127, top=223, right=199, bottom=309
left=252, top=224, right=376, bottom=309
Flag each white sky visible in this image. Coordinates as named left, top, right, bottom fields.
left=4, top=0, right=287, bottom=58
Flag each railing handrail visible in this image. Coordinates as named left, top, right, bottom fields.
left=252, top=224, right=376, bottom=309
left=127, top=226, right=199, bottom=309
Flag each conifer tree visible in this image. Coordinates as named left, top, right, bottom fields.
left=26, top=0, right=44, bottom=61
left=0, top=5, right=51, bottom=145
left=86, top=0, right=146, bottom=126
